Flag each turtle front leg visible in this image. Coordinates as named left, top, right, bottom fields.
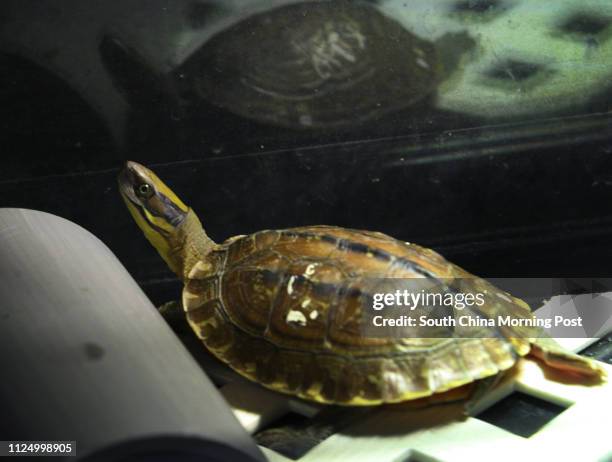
left=464, top=373, right=506, bottom=416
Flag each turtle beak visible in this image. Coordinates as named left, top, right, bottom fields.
left=125, top=160, right=144, bottom=173
left=121, top=161, right=145, bottom=183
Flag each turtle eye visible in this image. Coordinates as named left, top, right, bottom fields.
left=135, top=183, right=153, bottom=199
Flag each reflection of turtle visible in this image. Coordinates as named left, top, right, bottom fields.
left=118, top=161, right=605, bottom=406
left=178, top=1, right=475, bottom=129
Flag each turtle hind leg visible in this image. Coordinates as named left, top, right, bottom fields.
left=158, top=300, right=190, bottom=335
left=530, top=336, right=606, bottom=382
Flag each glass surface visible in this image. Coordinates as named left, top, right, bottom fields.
left=1, top=0, right=612, bottom=296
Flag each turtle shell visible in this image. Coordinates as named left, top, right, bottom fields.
left=183, top=226, right=539, bottom=405
left=179, top=1, right=441, bottom=129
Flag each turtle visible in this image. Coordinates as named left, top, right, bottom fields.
left=176, top=1, right=476, bottom=129
left=118, top=161, right=606, bottom=406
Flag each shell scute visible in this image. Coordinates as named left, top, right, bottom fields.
left=220, top=267, right=281, bottom=336
left=185, top=299, right=216, bottom=327
left=225, top=233, right=258, bottom=265
left=183, top=276, right=220, bottom=310
left=266, top=271, right=329, bottom=347
left=187, top=299, right=235, bottom=353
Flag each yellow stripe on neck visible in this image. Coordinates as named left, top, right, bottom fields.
left=123, top=197, right=181, bottom=275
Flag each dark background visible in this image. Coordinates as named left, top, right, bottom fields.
left=2, top=1, right=612, bottom=307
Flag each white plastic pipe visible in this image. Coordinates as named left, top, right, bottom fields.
left=0, top=208, right=264, bottom=462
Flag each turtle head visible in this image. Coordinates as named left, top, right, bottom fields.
left=118, top=161, right=211, bottom=278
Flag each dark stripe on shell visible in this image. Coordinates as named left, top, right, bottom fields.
left=280, top=230, right=435, bottom=279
